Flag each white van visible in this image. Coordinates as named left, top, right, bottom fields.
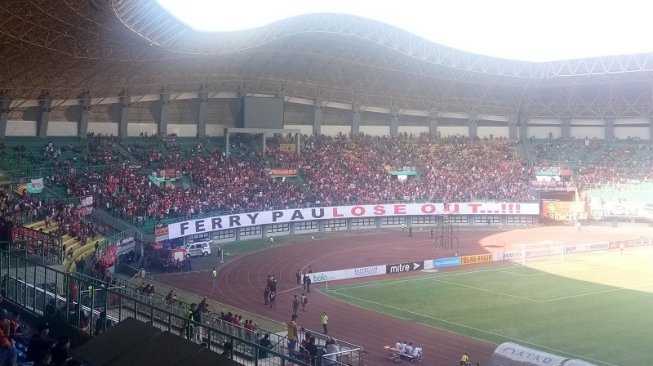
left=186, top=242, right=211, bottom=257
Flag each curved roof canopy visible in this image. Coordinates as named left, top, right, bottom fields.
left=156, top=0, right=653, bottom=63
left=1, top=0, right=653, bottom=118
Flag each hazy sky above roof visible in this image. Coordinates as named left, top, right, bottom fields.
left=156, top=0, right=652, bottom=62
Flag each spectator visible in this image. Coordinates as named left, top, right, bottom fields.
left=26, top=322, right=53, bottom=364
left=50, top=335, right=71, bottom=366
left=258, top=333, right=273, bottom=358
left=324, top=338, right=340, bottom=366
left=0, top=333, right=17, bottom=366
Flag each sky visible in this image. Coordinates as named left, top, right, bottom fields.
left=156, top=0, right=653, bottom=62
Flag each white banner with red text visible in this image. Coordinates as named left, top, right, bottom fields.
left=167, top=202, right=538, bottom=239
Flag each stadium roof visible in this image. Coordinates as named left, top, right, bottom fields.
left=2, top=0, right=653, bottom=118
left=156, top=0, right=653, bottom=63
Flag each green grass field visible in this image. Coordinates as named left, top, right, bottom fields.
left=326, top=247, right=653, bottom=366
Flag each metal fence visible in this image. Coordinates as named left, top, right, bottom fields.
left=0, top=250, right=363, bottom=366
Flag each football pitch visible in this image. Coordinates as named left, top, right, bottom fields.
left=326, top=247, right=653, bottom=366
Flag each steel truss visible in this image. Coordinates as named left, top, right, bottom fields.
left=0, top=1, right=652, bottom=119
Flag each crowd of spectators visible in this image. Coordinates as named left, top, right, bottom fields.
left=45, top=135, right=537, bottom=226
left=19, top=135, right=653, bottom=234
left=268, top=134, right=535, bottom=203
left=532, top=137, right=653, bottom=190
left=0, top=294, right=84, bottom=366
left=13, top=135, right=653, bottom=236
left=82, top=136, right=128, bottom=166
left=0, top=190, right=104, bottom=242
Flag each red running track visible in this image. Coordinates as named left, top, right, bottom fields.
left=155, top=226, right=650, bottom=365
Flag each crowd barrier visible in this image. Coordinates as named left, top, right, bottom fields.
left=0, top=250, right=323, bottom=366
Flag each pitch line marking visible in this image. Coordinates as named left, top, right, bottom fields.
left=430, top=278, right=540, bottom=302
left=328, top=290, right=618, bottom=366
left=543, top=282, right=653, bottom=302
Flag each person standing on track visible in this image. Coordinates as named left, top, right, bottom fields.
left=211, top=267, right=217, bottom=285
left=269, top=291, right=276, bottom=309
left=296, top=269, right=302, bottom=285
left=304, top=275, right=312, bottom=293
left=321, top=312, right=329, bottom=335
left=264, top=287, right=270, bottom=306
left=292, top=294, right=300, bottom=314
left=460, top=352, right=470, bottom=366
left=301, top=293, right=308, bottom=312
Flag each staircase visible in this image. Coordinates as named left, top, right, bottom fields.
left=114, top=142, right=140, bottom=164
left=89, top=208, right=154, bottom=242
left=519, top=138, right=536, bottom=166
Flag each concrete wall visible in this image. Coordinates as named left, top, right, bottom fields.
left=477, top=126, right=509, bottom=139
left=4, top=96, right=653, bottom=141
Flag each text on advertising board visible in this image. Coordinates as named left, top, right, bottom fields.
left=386, top=261, right=424, bottom=274
left=460, top=254, right=493, bottom=265
left=434, top=257, right=461, bottom=268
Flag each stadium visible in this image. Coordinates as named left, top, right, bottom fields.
left=1, top=1, right=653, bottom=365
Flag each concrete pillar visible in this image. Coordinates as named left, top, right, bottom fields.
left=37, top=97, right=51, bottom=138
left=79, top=96, right=90, bottom=139
left=468, top=114, right=478, bottom=139
left=158, top=91, right=170, bottom=136
left=390, top=106, right=399, bottom=137
left=262, top=225, right=268, bottom=239
left=519, top=124, right=528, bottom=140
left=261, top=133, right=267, bottom=154
left=197, top=88, right=208, bottom=138
left=604, top=116, right=615, bottom=140
left=295, top=133, right=301, bottom=155
left=313, top=98, right=323, bottom=136
left=428, top=113, right=438, bottom=139
left=0, top=97, right=10, bottom=139
left=351, top=103, right=361, bottom=137
left=225, top=130, right=230, bottom=156
left=561, top=117, right=571, bottom=139
left=649, top=118, right=653, bottom=141
left=119, top=93, right=130, bottom=138
left=509, top=114, right=519, bottom=141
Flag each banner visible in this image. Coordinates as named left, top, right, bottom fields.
left=269, top=169, right=298, bottom=177
left=117, top=237, right=136, bottom=256
left=309, top=265, right=387, bottom=283
left=280, top=143, right=295, bottom=153
left=434, top=257, right=461, bottom=268
left=385, top=261, right=424, bottom=274
left=460, top=253, right=493, bottom=265
left=31, top=178, right=44, bottom=189
left=541, top=200, right=587, bottom=221
left=155, top=169, right=180, bottom=180
left=80, top=196, right=94, bottom=207
left=534, top=166, right=561, bottom=176
left=167, top=202, right=539, bottom=239
left=155, top=224, right=169, bottom=241
left=28, top=178, right=44, bottom=194
left=161, top=134, right=177, bottom=144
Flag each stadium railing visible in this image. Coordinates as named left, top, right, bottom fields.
left=0, top=249, right=310, bottom=366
